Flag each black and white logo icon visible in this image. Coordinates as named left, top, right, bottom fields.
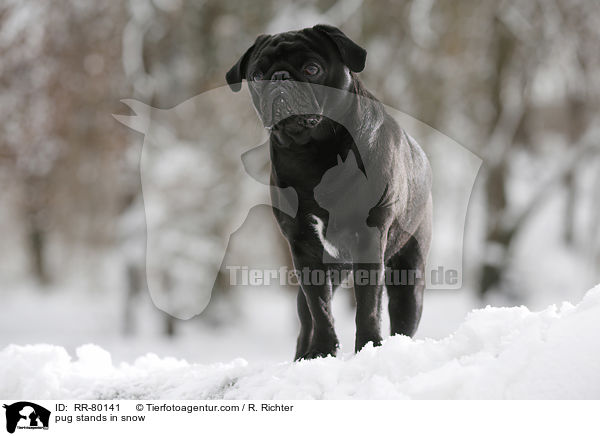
left=2, top=402, right=50, bottom=434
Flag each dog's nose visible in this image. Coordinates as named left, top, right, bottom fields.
left=271, top=70, right=291, bottom=81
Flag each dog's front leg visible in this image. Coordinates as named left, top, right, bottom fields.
left=351, top=230, right=386, bottom=352
left=294, top=289, right=313, bottom=360
left=293, top=255, right=338, bottom=359
left=353, top=260, right=384, bottom=352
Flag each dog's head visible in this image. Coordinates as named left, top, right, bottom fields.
left=226, top=25, right=366, bottom=144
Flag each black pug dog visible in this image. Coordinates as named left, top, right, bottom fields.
left=226, top=24, right=432, bottom=360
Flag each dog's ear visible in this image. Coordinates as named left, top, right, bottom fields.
left=313, top=24, right=367, bottom=72
left=226, top=35, right=268, bottom=92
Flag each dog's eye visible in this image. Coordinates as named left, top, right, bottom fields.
left=251, top=71, right=263, bottom=81
left=303, top=64, right=320, bottom=76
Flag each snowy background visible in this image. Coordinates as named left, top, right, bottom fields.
left=1, top=0, right=599, bottom=399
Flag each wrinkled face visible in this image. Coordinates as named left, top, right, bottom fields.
left=240, top=29, right=357, bottom=144
left=245, top=31, right=352, bottom=138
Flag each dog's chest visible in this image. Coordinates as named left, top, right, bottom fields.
left=275, top=197, right=371, bottom=263
left=270, top=141, right=378, bottom=262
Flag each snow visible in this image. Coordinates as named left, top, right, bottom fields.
left=2, top=285, right=599, bottom=400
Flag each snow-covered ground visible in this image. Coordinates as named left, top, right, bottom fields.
left=1, top=284, right=598, bottom=400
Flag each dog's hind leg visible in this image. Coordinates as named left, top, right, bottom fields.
left=294, top=289, right=312, bottom=360
left=385, top=233, right=427, bottom=337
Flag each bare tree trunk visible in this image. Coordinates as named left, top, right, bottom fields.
left=590, top=157, right=600, bottom=283
left=478, top=17, right=515, bottom=298
left=164, top=313, right=176, bottom=337
left=563, top=171, right=576, bottom=246
left=123, top=263, right=141, bottom=336
left=563, top=97, right=586, bottom=246
left=161, top=270, right=177, bottom=337
left=27, top=214, right=49, bottom=285
left=24, top=176, right=50, bottom=286
left=480, top=159, right=512, bottom=297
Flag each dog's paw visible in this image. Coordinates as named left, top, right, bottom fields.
left=355, top=335, right=383, bottom=352
left=298, top=345, right=338, bottom=360
left=299, top=350, right=331, bottom=360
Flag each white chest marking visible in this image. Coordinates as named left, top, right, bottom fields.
left=309, top=214, right=339, bottom=258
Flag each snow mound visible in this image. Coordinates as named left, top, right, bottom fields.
left=2, top=285, right=600, bottom=399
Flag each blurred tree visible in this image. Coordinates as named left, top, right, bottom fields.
left=0, top=0, right=598, bottom=321
left=360, top=0, right=600, bottom=300
left=0, top=0, right=130, bottom=285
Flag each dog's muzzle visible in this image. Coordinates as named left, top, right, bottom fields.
left=259, top=81, right=322, bottom=129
